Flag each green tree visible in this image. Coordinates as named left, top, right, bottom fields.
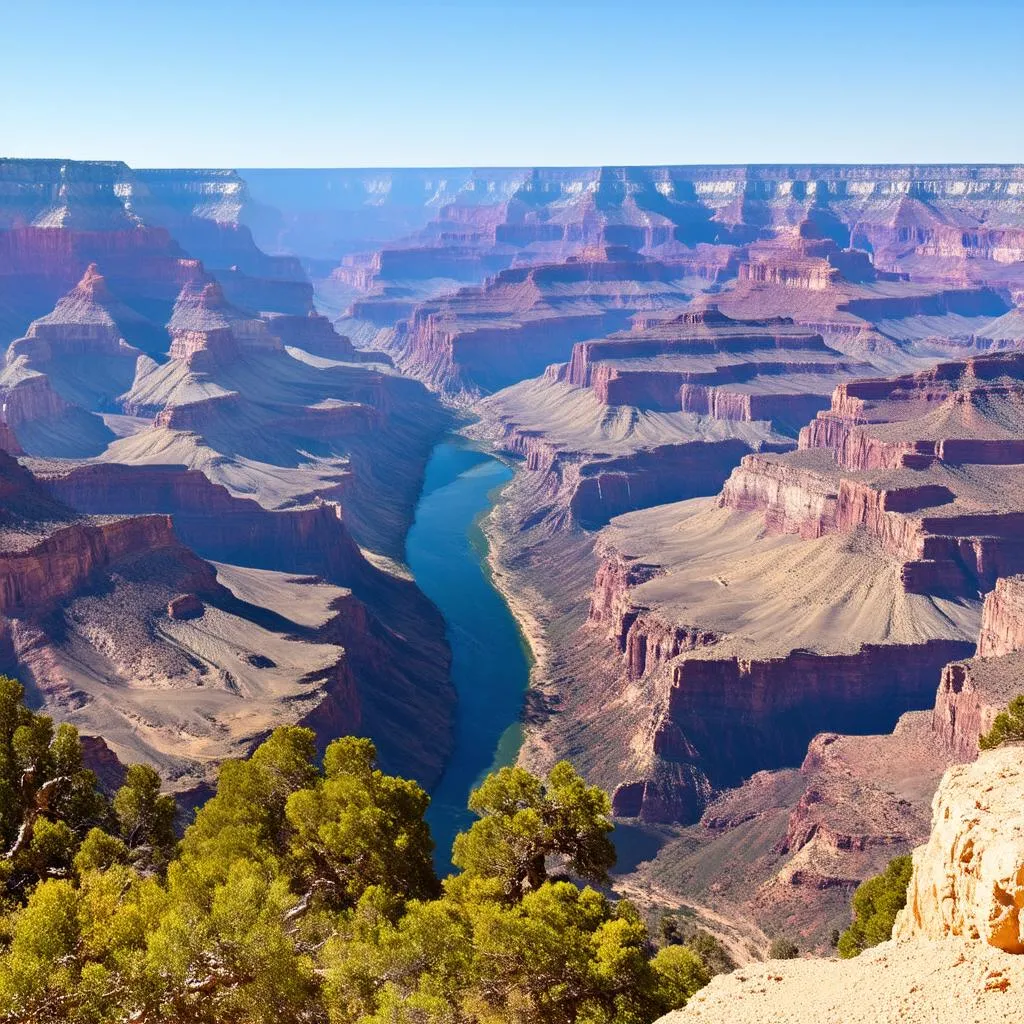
left=286, top=736, right=438, bottom=911
left=837, top=854, right=913, bottom=958
left=181, top=725, right=319, bottom=870
left=979, top=694, right=1024, bottom=750
left=0, top=677, right=110, bottom=896
left=686, top=930, right=735, bottom=977
left=452, top=761, right=616, bottom=900
left=114, top=764, right=177, bottom=871
left=650, top=945, right=712, bottom=1008
left=322, top=880, right=678, bottom=1024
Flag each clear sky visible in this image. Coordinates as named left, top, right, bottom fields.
left=3, top=0, right=1022, bottom=168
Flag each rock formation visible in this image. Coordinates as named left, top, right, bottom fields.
left=385, top=247, right=701, bottom=394
left=895, top=745, right=1024, bottom=952
left=658, top=746, right=1024, bottom=1023
left=0, top=159, right=458, bottom=797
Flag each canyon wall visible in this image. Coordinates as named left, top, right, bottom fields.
left=894, top=744, right=1024, bottom=952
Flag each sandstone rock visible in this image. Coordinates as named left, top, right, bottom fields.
left=894, top=745, right=1024, bottom=952
left=167, top=593, right=204, bottom=620
left=979, top=575, right=1024, bottom=658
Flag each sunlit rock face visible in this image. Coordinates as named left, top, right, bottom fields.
left=895, top=745, right=1024, bottom=952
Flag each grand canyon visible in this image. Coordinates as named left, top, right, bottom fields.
left=2, top=156, right=1024, bottom=1020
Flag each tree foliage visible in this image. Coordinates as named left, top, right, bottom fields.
left=657, top=916, right=735, bottom=978
left=837, top=854, right=913, bottom=958
left=0, top=681, right=709, bottom=1023
left=979, top=694, right=1024, bottom=750
left=452, top=761, right=616, bottom=900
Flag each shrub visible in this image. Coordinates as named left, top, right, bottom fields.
left=768, top=936, right=799, bottom=960
left=837, top=854, right=913, bottom=958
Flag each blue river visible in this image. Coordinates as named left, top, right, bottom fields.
left=405, top=440, right=531, bottom=868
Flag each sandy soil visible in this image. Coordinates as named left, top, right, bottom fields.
left=602, top=498, right=981, bottom=660
left=663, top=939, right=1024, bottom=1023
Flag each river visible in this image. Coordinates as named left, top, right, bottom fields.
left=405, top=440, right=531, bottom=869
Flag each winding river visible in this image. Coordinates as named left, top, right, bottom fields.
left=405, top=440, right=531, bottom=867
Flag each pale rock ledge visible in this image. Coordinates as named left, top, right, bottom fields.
left=657, top=746, right=1024, bottom=1023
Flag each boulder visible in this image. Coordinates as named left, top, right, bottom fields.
left=167, top=593, right=204, bottom=621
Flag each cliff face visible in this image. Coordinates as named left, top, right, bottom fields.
left=38, top=462, right=369, bottom=584
left=656, top=746, right=1024, bottom=1024
left=930, top=578, right=1024, bottom=762
left=387, top=251, right=699, bottom=394
left=800, top=352, right=1024, bottom=471
left=978, top=574, right=1024, bottom=658
left=0, top=512, right=198, bottom=617
left=895, top=744, right=1024, bottom=952
left=618, top=566, right=1024, bottom=953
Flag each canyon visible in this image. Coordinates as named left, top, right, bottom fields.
left=2, top=158, right=1024, bottom=962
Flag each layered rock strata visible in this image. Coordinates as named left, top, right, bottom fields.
left=553, top=306, right=874, bottom=431
left=722, top=352, right=1024, bottom=596
left=0, top=449, right=363, bottom=792
left=386, top=247, right=702, bottom=393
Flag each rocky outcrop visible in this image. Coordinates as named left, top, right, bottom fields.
left=0, top=512, right=207, bottom=618
left=978, top=575, right=1024, bottom=658
left=589, top=550, right=720, bottom=681
left=930, top=580, right=1024, bottom=762
left=7, top=263, right=145, bottom=359
left=658, top=745, right=1024, bottom=1024
left=36, top=462, right=370, bottom=586
left=895, top=745, right=1024, bottom=952
left=0, top=370, right=74, bottom=427
left=262, top=312, right=367, bottom=360
left=800, top=352, right=1024, bottom=471
left=167, top=593, right=204, bottom=620
left=167, top=279, right=281, bottom=367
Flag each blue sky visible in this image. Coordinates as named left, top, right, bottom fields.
left=3, top=0, right=1021, bottom=167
